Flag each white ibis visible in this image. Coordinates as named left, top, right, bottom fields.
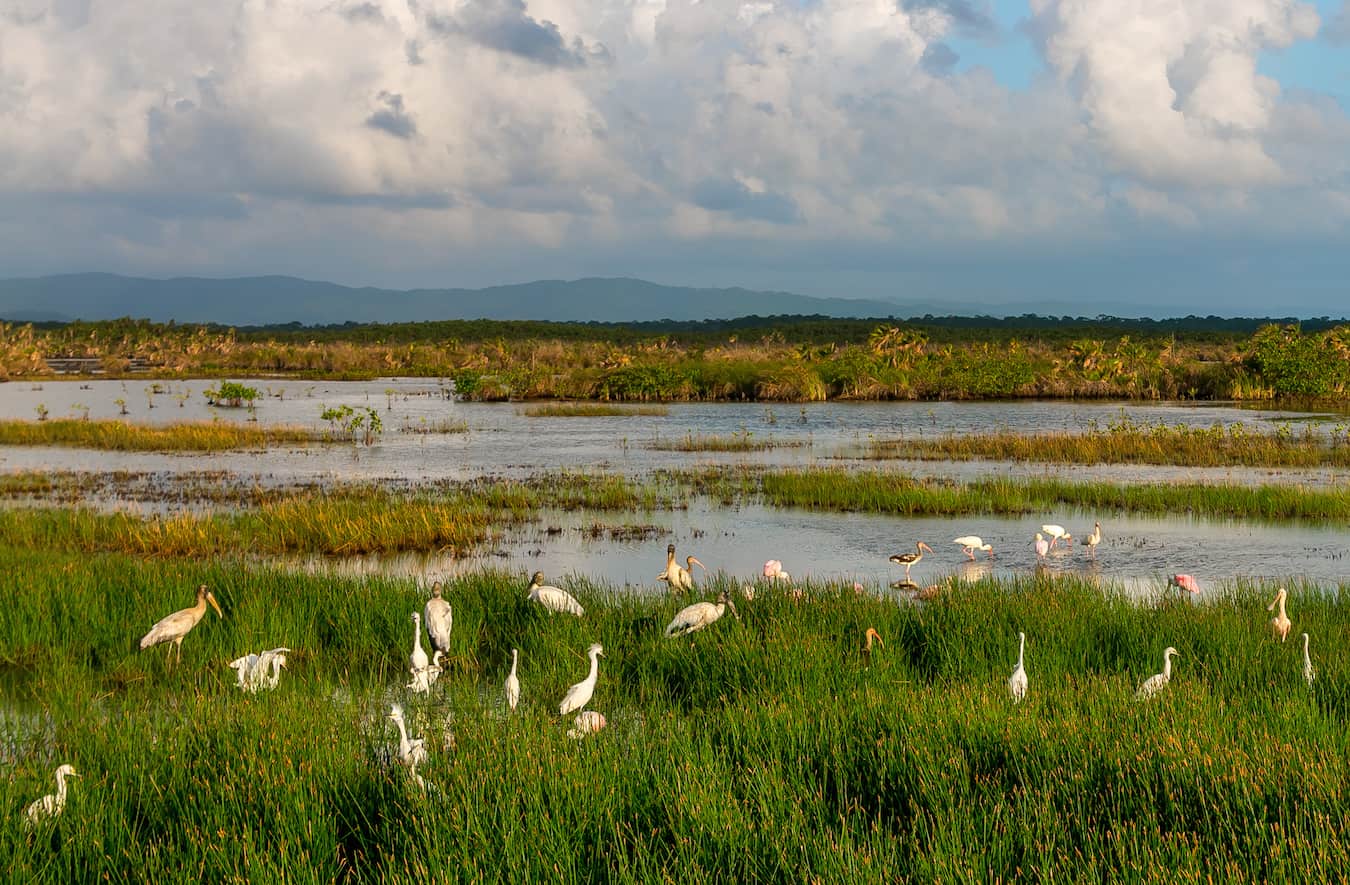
left=658, top=544, right=705, bottom=593
left=527, top=572, right=585, bottom=617
left=423, top=582, right=453, bottom=654
left=566, top=710, right=608, bottom=739
left=862, top=627, right=883, bottom=668
left=387, top=704, right=428, bottom=769
left=558, top=644, right=604, bottom=715
left=664, top=589, right=738, bottom=638
left=1083, top=521, right=1102, bottom=558
left=1034, top=533, right=1049, bottom=560
left=409, top=612, right=429, bottom=673
left=1267, top=589, right=1291, bottom=642
left=24, top=764, right=80, bottom=830
left=1008, top=632, right=1027, bottom=703
left=1168, top=574, right=1200, bottom=595
left=1040, top=525, right=1072, bottom=549
left=889, top=542, right=933, bottom=582
left=953, top=536, right=993, bottom=560
left=504, top=648, right=520, bottom=711
left=1134, top=647, right=1180, bottom=701
left=139, top=584, right=223, bottom=665
left=1302, top=633, right=1315, bottom=687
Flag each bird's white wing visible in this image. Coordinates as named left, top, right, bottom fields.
left=534, top=587, right=584, bottom=616
left=424, top=598, right=453, bottom=652
left=139, top=610, right=194, bottom=648
left=664, top=602, right=714, bottom=637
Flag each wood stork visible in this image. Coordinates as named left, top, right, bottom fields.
left=139, top=584, right=223, bottom=665
left=1083, top=521, right=1102, bottom=558
left=558, top=644, right=604, bottom=716
left=1034, top=533, right=1049, bottom=560
left=409, top=612, right=429, bottom=673
left=566, top=710, right=607, bottom=739
left=889, top=542, right=933, bottom=582
left=1134, top=647, right=1180, bottom=701
left=1301, top=633, right=1315, bottom=687
left=423, top=582, right=453, bottom=655
left=862, top=627, right=883, bottom=668
left=387, top=704, right=428, bottom=769
left=1168, top=574, right=1200, bottom=595
left=1040, top=525, right=1072, bottom=549
left=24, top=764, right=79, bottom=830
left=527, top=572, right=585, bottom=616
left=505, top=648, right=521, bottom=711
left=664, top=589, right=738, bottom=638
left=1008, top=632, right=1027, bottom=703
left=658, top=543, right=705, bottom=593
left=953, top=536, right=993, bottom=560
left=1268, top=589, right=1291, bottom=642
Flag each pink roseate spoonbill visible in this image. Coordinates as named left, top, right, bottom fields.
left=762, top=560, right=792, bottom=582
left=139, top=584, right=224, bottom=665
left=527, top=572, right=584, bottom=616
left=1168, top=574, right=1200, bottom=595
left=423, top=582, right=452, bottom=654
left=1301, top=633, right=1315, bottom=687
left=1034, top=533, right=1049, bottom=560
left=664, top=590, right=738, bottom=638
left=953, top=536, right=994, bottom=560
left=889, top=542, right=933, bottom=581
left=566, top=711, right=607, bottom=739
left=658, top=544, right=705, bottom=593
left=1008, top=632, right=1027, bottom=704
left=1040, top=525, right=1072, bottom=549
left=1134, top=647, right=1180, bottom=701
left=24, top=764, right=79, bottom=830
left=862, top=627, right=883, bottom=667
left=1267, top=589, right=1291, bottom=642
left=558, top=644, right=604, bottom=715
left=1083, top=521, right=1102, bottom=558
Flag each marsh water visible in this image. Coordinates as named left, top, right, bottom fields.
left=2, top=378, right=1348, bottom=592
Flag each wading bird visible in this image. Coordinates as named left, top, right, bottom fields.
left=1268, top=588, right=1291, bottom=642
left=24, top=764, right=79, bottom=830
left=658, top=544, right=705, bottom=593
left=762, top=560, right=791, bottom=582
left=139, top=584, right=224, bottom=665
left=527, top=572, right=585, bottom=617
left=258, top=648, right=288, bottom=690
left=558, top=643, right=604, bottom=716
left=1040, top=525, right=1072, bottom=549
left=1134, top=647, right=1180, bottom=701
left=504, top=648, right=521, bottom=711
left=228, top=653, right=259, bottom=690
left=566, top=710, right=607, bottom=739
left=664, top=589, right=739, bottom=638
left=862, top=627, right=883, bottom=668
left=1168, top=574, right=1200, bottom=595
left=1034, top=533, right=1049, bottom=560
left=423, top=582, right=453, bottom=655
left=387, top=704, right=428, bottom=769
left=953, top=536, right=994, bottom=560
left=407, top=651, right=443, bottom=694
left=228, top=647, right=291, bottom=692
left=1083, top=521, right=1102, bottom=558
left=1008, top=632, right=1028, bottom=703
left=409, top=612, right=429, bottom=673
left=1302, top=633, right=1315, bottom=687
left=889, top=542, right=933, bottom=582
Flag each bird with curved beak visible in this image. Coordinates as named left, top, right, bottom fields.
left=664, top=589, right=738, bottom=638
left=889, top=542, right=933, bottom=582
left=658, top=543, right=705, bottom=593
left=139, top=584, right=223, bottom=666
left=862, top=627, right=883, bottom=668
left=1267, top=588, right=1291, bottom=642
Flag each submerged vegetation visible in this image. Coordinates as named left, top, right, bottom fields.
left=0, top=419, right=316, bottom=452
left=649, top=430, right=806, bottom=452
left=520, top=402, right=669, bottom=417
left=3, top=550, right=1349, bottom=880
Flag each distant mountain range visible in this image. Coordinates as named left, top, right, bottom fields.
left=0, top=273, right=930, bottom=325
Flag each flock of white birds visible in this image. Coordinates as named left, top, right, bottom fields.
left=21, top=527, right=1320, bottom=826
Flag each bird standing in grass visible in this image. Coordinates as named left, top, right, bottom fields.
left=1267, top=589, right=1291, bottom=642
left=1008, top=632, right=1028, bottom=703
left=139, top=584, right=223, bottom=665
left=558, top=644, right=604, bottom=715
left=889, top=542, right=933, bottom=582
left=862, top=627, right=883, bottom=668
left=566, top=711, right=607, bottom=739
left=658, top=544, right=705, bottom=593
left=505, top=648, right=521, bottom=711
left=1134, top=647, right=1180, bottom=701
left=1301, top=633, right=1315, bottom=687
left=953, top=536, right=993, bottom=560
left=388, top=704, right=428, bottom=769
left=1083, top=521, right=1102, bottom=558
left=527, top=572, right=585, bottom=616
left=762, top=560, right=791, bottom=582
left=409, top=612, right=429, bottom=673
left=423, top=582, right=453, bottom=655
left=664, top=589, right=738, bottom=638
left=1168, top=574, right=1200, bottom=595
left=24, top=764, right=79, bottom=830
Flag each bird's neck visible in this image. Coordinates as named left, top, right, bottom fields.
left=587, top=654, right=600, bottom=680
left=1162, top=656, right=1172, bottom=678
left=54, top=773, right=68, bottom=801
left=510, top=651, right=518, bottom=674
left=1017, top=637, right=1025, bottom=667
left=393, top=717, right=409, bottom=745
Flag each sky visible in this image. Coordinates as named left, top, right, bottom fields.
left=1, top=0, right=1348, bottom=317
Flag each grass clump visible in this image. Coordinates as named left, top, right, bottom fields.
left=0, top=418, right=317, bottom=452
left=650, top=430, right=806, bottom=452
left=520, top=403, right=669, bottom=417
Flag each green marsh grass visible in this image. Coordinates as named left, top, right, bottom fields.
left=521, top=403, right=669, bottom=417
left=650, top=431, right=806, bottom=452
left=0, top=419, right=317, bottom=452
left=3, top=549, right=1349, bottom=880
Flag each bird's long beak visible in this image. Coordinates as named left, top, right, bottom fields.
left=690, top=557, right=706, bottom=572
left=207, top=593, right=224, bottom=618
left=920, top=542, right=933, bottom=553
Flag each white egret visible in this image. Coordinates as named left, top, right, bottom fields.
left=1040, top=525, right=1072, bottom=549
left=1267, top=589, right=1291, bottom=642
left=139, top=584, right=224, bottom=665
left=409, top=612, right=429, bottom=673
left=1034, top=533, right=1049, bottom=560
left=862, top=627, right=883, bottom=668
left=1134, top=647, right=1180, bottom=701
left=1008, top=632, right=1027, bottom=704
left=387, top=704, right=428, bottom=768
left=889, top=542, right=933, bottom=582
left=505, top=648, right=520, bottom=711
left=229, top=647, right=291, bottom=692
left=566, top=711, right=607, bottom=739
left=658, top=543, right=705, bottom=593
left=953, top=536, right=994, bottom=560
left=558, top=643, right=604, bottom=716
left=228, top=653, right=260, bottom=690
left=664, top=589, right=739, bottom=638
left=1083, top=521, right=1102, bottom=558
left=1301, top=633, right=1315, bottom=687
left=527, top=572, right=585, bottom=617
left=24, top=764, right=79, bottom=830
left=423, top=582, right=453, bottom=655
left=259, top=649, right=288, bottom=689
